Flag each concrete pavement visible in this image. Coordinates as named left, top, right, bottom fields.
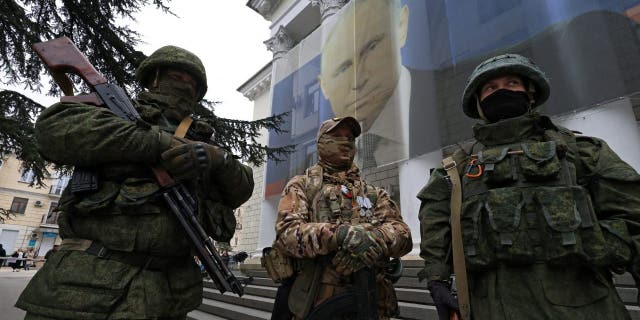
left=0, top=266, right=38, bottom=320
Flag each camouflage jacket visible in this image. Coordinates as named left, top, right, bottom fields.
left=16, top=93, right=254, bottom=319
left=418, top=114, right=640, bottom=319
left=274, top=163, right=412, bottom=317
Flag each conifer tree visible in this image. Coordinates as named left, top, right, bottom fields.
left=0, top=0, right=292, bottom=195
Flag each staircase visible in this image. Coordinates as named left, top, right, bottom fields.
left=187, top=259, right=640, bottom=320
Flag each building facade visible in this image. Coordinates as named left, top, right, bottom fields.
left=0, top=155, right=68, bottom=258
left=238, top=0, right=640, bottom=256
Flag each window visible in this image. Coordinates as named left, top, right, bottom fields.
left=49, top=175, right=71, bottom=195
left=10, top=197, right=28, bottom=214
left=19, top=169, right=35, bottom=183
left=44, top=202, right=59, bottom=224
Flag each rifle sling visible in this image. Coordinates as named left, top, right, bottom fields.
left=442, top=156, right=471, bottom=320
left=175, top=116, right=193, bottom=139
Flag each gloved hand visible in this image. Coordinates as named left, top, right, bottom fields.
left=332, top=250, right=365, bottom=275
left=336, top=225, right=386, bottom=267
left=428, top=280, right=459, bottom=320
left=161, top=141, right=227, bottom=181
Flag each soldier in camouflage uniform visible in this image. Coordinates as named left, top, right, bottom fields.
left=418, top=53, right=640, bottom=319
left=16, top=46, right=254, bottom=320
left=272, top=117, right=412, bottom=319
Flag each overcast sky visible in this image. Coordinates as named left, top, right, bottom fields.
left=9, top=1, right=272, bottom=121
left=132, top=1, right=273, bottom=120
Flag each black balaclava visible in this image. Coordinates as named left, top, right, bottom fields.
left=479, top=89, right=531, bottom=123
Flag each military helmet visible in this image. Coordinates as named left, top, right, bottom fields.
left=136, top=45, right=208, bottom=99
left=462, top=53, right=550, bottom=119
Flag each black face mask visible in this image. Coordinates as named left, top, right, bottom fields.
left=479, top=89, right=530, bottom=123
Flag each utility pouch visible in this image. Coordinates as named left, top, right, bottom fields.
left=288, top=259, right=323, bottom=319
left=519, top=141, right=561, bottom=181
left=486, top=188, right=534, bottom=265
left=479, top=147, right=516, bottom=186
left=461, top=196, right=496, bottom=270
left=261, top=247, right=294, bottom=283
left=113, top=177, right=161, bottom=214
left=73, top=181, right=120, bottom=216
left=535, top=187, right=586, bottom=265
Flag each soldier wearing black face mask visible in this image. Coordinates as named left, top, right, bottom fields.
left=417, top=53, right=640, bottom=320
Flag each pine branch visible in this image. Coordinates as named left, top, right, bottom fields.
left=194, top=101, right=294, bottom=166
left=0, top=89, right=49, bottom=187
left=0, top=207, right=15, bottom=224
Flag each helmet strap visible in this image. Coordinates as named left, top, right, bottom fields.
left=152, top=68, right=160, bottom=89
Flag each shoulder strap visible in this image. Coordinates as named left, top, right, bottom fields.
left=174, top=117, right=193, bottom=138
left=304, top=165, right=324, bottom=201
left=442, top=156, right=471, bottom=320
left=303, top=165, right=324, bottom=223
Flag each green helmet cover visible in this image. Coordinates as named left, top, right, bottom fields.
left=462, top=53, right=550, bottom=119
left=136, top=45, right=208, bottom=99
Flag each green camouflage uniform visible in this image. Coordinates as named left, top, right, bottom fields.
left=274, top=119, right=412, bottom=319
left=16, top=54, right=254, bottom=318
left=418, top=112, right=640, bottom=319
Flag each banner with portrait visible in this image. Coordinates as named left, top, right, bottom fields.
left=265, top=0, right=640, bottom=197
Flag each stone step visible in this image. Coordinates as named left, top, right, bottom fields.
left=187, top=309, right=228, bottom=320
left=198, top=297, right=271, bottom=320
left=615, top=273, right=637, bottom=287
left=398, top=301, right=438, bottom=320
left=203, top=287, right=275, bottom=312
left=396, top=287, right=431, bottom=304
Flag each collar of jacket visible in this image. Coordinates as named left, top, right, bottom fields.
left=319, top=162, right=361, bottom=183
left=472, top=112, right=557, bottom=146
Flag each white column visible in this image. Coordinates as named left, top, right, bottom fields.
left=398, top=149, right=443, bottom=256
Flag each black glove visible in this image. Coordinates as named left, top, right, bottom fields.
left=428, top=280, right=459, bottom=320
left=161, top=141, right=226, bottom=181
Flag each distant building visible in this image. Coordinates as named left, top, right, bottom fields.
left=0, top=155, right=69, bottom=257
left=238, top=0, right=640, bottom=256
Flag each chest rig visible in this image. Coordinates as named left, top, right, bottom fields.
left=458, top=129, right=631, bottom=270
left=303, top=165, right=379, bottom=226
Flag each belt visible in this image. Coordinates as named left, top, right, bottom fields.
left=61, top=238, right=190, bottom=271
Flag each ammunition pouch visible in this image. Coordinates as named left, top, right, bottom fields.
left=261, top=247, right=294, bottom=283
left=288, top=259, right=323, bottom=319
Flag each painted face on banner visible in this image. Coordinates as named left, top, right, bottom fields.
left=319, top=0, right=406, bottom=131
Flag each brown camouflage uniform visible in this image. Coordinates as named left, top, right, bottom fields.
left=274, top=118, right=412, bottom=319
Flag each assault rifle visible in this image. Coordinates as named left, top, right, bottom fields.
left=32, top=36, right=248, bottom=296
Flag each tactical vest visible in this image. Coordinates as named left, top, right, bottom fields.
left=458, top=129, right=632, bottom=270
left=304, top=164, right=379, bottom=225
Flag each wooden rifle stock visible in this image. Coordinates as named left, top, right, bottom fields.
left=32, top=37, right=107, bottom=90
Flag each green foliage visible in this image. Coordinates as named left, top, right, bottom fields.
left=0, top=207, right=15, bottom=224
left=195, top=100, right=294, bottom=166
left=0, top=0, right=292, bottom=185
left=0, top=90, right=48, bottom=186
